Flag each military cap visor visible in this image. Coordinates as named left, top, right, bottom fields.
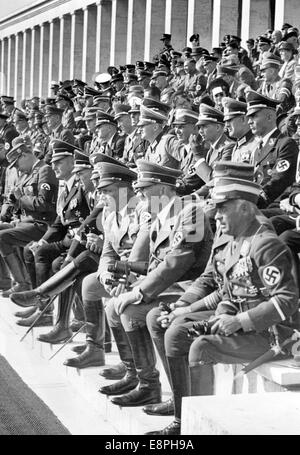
left=134, top=159, right=182, bottom=188
left=97, top=163, right=137, bottom=189
left=50, top=140, right=78, bottom=163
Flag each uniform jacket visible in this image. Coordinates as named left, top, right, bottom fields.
left=195, top=133, right=234, bottom=183
left=97, top=199, right=152, bottom=282
left=122, top=129, right=148, bottom=166
left=42, top=179, right=91, bottom=243
left=62, top=107, right=76, bottom=131
left=231, top=130, right=258, bottom=163
left=137, top=194, right=213, bottom=302
left=0, top=122, right=18, bottom=152
left=97, top=132, right=126, bottom=160
left=252, top=129, right=298, bottom=205
left=144, top=131, right=183, bottom=169
left=17, top=160, right=58, bottom=224
left=179, top=220, right=299, bottom=337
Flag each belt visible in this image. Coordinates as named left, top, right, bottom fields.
left=235, top=297, right=264, bottom=312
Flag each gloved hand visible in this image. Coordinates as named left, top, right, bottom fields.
left=113, top=287, right=143, bottom=315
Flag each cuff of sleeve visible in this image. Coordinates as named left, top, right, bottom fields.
left=237, top=312, right=254, bottom=332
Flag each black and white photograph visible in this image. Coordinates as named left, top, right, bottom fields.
left=0, top=0, right=299, bottom=439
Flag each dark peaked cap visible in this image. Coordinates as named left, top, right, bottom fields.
left=90, top=152, right=128, bottom=167
left=134, top=159, right=182, bottom=188
left=222, top=97, right=247, bottom=121
left=97, top=163, right=137, bottom=189
left=246, top=89, right=280, bottom=116
left=197, top=104, right=224, bottom=125
left=72, top=149, right=92, bottom=173
left=211, top=161, right=261, bottom=205
left=50, top=140, right=77, bottom=163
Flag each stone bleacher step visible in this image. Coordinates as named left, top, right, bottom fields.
left=181, top=392, right=300, bottom=435
left=3, top=298, right=173, bottom=435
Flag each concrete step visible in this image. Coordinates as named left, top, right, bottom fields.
left=181, top=392, right=300, bottom=435
left=0, top=295, right=172, bottom=435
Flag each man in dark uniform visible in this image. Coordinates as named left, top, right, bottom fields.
left=222, top=97, right=257, bottom=163
left=1, top=96, right=17, bottom=125
left=245, top=89, right=298, bottom=211
left=91, top=110, right=125, bottom=161
left=99, top=160, right=213, bottom=408
left=146, top=162, right=299, bottom=435
left=0, top=137, right=58, bottom=297
left=13, top=140, right=90, bottom=326
left=44, top=105, right=75, bottom=162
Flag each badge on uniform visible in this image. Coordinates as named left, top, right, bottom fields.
left=276, top=160, right=290, bottom=173
left=268, top=138, right=276, bottom=146
left=232, top=257, right=253, bottom=278
left=262, top=266, right=281, bottom=286
left=4, top=142, right=10, bottom=151
left=140, top=212, right=152, bottom=224
left=70, top=198, right=78, bottom=209
left=75, top=210, right=81, bottom=217
left=172, top=231, right=183, bottom=247
left=41, top=183, right=51, bottom=191
left=188, top=165, right=195, bottom=175
left=25, top=185, right=34, bottom=195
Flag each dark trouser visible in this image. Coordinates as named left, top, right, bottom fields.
left=0, top=221, right=48, bottom=257
left=24, top=241, right=67, bottom=286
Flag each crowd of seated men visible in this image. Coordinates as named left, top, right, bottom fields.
left=0, top=25, right=300, bottom=435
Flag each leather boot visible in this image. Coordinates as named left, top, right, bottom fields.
left=104, top=313, right=112, bottom=353
left=10, top=261, right=79, bottom=308
left=99, top=325, right=138, bottom=396
left=167, top=356, right=190, bottom=421
left=37, top=287, right=74, bottom=344
left=145, top=356, right=189, bottom=435
left=111, top=326, right=161, bottom=407
left=99, top=362, right=126, bottom=380
left=70, top=293, right=86, bottom=332
left=71, top=314, right=112, bottom=354
left=0, top=256, right=12, bottom=290
left=2, top=252, right=31, bottom=297
left=17, top=298, right=53, bottom=327
left=14, top=306, right=37, bottom=318
left=143, top=330, right=173, bottom=415
left=16, top=307, right=53, bottom=327
left=190, top=364, right=214, bottom=396
left=143, top=398, right=174, bottom=416
left=64, top=299, right=105, bottom=368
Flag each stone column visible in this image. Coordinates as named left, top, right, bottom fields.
left=212, top=0, right=240, bottom=47
left=193, top=0, right=213, bottom=50
left=95, top=0, right=112, bottom=73
left=245, top=0, right=272, bottom=41
left=70, top=10, right=84, bottom=79
left=1, top=39, right=5, bottom=94
left=82, top=7, right=88, bottom=82
left=39, top=22, right=49, bottom=99
left=49, top=19, right=60, bottom=88
left=170, top=0, right=188, bottom=51
left=7, top=36, right=12, bottom=95
left=275, top=0, right=299, bottom=30
left=60, top=14, right=71, bottom=81
left=126, top=0, right=146, bottom=64
left=165, top=0, right=172, bottom=33
left=110, top=0, right=128, bottom=66
left=85, top=5, right=97, bottom=83
left=149, top=0, right=165, bottom=62
left=14, top=33, right=19, bottom=102
left=21, top=30, right=27, bottom=99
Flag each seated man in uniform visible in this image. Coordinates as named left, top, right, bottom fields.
left=0, top=137, right=58, bottom=297
left=145, top=161, right=299, bottom=435
left=99, top=160, right=213, bottom=408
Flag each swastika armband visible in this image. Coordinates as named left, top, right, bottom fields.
left=262, top=266, right=281, bottom=286
left=276, top=159, right=290, bottom=173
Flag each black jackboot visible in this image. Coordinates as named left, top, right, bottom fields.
left=16, top=297, right=54, bottom=327
left=145, top=356, right=190, bottom=435
left=111, top=326, right=161, bottom=407
left=99, top=325, right=138, bottom=396
left=37, top=286, right=74, bottom=344
left=2, top=252, right=31, bottom=297
left=64, top=299, right=105, bottom=368
left=10, top=261, right=79, bottom=308
left=71, top=313, right=112, bottom=354
left=143, top=331, right=174, bottom=416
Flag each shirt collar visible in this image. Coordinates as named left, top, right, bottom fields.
left=157, top=196, right=177, bottom=226
left=64, top=174, right=77, bottom=192
left=260, top=128, right=277, bottom=147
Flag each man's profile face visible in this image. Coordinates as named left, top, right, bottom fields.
left=215, top=199, right=242, bottom=236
